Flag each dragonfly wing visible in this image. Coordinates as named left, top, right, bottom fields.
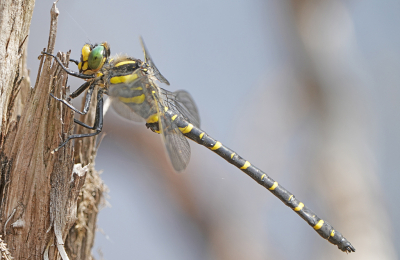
left=159, top=88, right=201, bottom=127
left=110, top=97, right=145, bottom=122
left=108, top=75, right=158, bottom=121
left=140, top=36, right=170, bottom=85
left=173, top=90, right=201, bottom=126
left=158, top=111, right=191, bottom=172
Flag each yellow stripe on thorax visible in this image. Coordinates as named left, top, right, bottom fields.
left=110, top=73, right=139, bottom=84
left=171, top=114, right=177, bottom=121
left=179, top=124, right=193, bottom=134
left=115, top=60, right=136, bottom=67
left=118, top=94, right=145, bottom=104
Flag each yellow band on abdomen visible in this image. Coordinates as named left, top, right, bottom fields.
left=269, top=182, right=278, bottom=190
left=240, top=161, right=251, bottom=170
left=314, top=220, right=324, bottom=230
left=294, top=202, right=304, bottom=211
left=179, top=124, right=193, bottom=134
left=210, top=141, right=222, bottom=150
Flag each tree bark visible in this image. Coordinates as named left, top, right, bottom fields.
left=0, top=2, right=105, bottom=259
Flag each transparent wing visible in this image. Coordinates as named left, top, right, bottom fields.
left=158, top=111, right=191, bottom=172
left=108, top=75, right=157, bottom=120
left=149, top=80, right=191, bottom=172
left=109, top=73, right=191, bottom=172
left=110, top=97, right=145, bottom=122
left=140, top=36, right=170, bottom=85
left=159, top=88, right=201, bottom=127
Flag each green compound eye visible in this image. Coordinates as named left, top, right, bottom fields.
left=88, top=45, right=105, bottom=70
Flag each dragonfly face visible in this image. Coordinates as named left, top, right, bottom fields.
left=77, top=42, right=110, bottom=75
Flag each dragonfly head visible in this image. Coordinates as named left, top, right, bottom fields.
left=78, top=42, right=111, bottom=75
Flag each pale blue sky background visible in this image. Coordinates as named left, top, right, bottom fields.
left=27, top=1, right=400, bottom=259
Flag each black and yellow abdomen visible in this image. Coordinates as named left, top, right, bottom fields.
left=163, top=108, right=355, bottom=253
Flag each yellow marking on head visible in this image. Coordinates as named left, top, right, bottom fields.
left=110, top=73, right=139, bottom=84
left=230, top=153, right=235, bottom=159
left=96, top=72, right=103, bottom=77
left=152, top=90, right=155, bottom=93
left=288, top=195, right=293, bottom=201
left=260, top=174, right=266, bottom=180
left=146, top=114, right=159, bottom=124
left=171, top=115, right=177, bottom=121
left=179, top=124, right=193, bottom=134
left=118, top=94, right=145, bottom=104
left=240, top=161, right=251, bottom=170
left=98, top=57, right=106, bottom=71
left=313, top=220, right=324, bottom=230
left=109, top=58, right=114, bottom=63
left=78, top=62, right=82, bottom=70
left=81, top=44, right=91, bottom=61
left=154, top=130, right=161, bottom=134
left=82, top=61, right=88, bottom=71
left=115, top=60, right=136, bottom=67
left=199, top=132, right=204, bottom=139
left=210, top=141, right=222, bottom=150
left=269, top=182, right=278, bottom=190
left=132, top=86, right=143, bottom=91
left=330, top=230, right=335, bottom=237
left=164, top=106, right=168, bottom=112
left=294, top=202, right=304, bottom=212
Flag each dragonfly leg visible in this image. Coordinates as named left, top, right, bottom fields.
left=52, top=89, right=104, bottom=153
left=41, top=51, right=94, bottom=80
left=51, top=82, right=95, bottom=115
left=70, top=80, right=94, bottom=98
left=69, top=58, right=79, bottom=66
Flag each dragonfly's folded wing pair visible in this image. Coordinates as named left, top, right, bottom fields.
left=108, top=39, right=200, bottom=172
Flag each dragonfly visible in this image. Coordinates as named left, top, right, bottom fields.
left=41, top=37, right=355, bottom=253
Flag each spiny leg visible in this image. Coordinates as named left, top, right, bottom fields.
left=52, top=89, right=104, bottom=153
left=50, top=81, right=95, bottom=115
left=41, top=51, right=94, bottom=80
